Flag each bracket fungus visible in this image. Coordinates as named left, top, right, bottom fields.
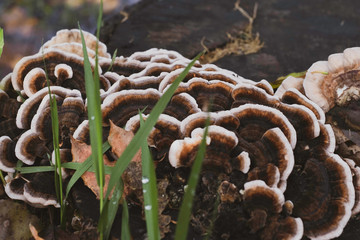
left=0, top=29, right=359, bottom=239
left=276, top=47, right=360, bottom=112
left=243, top=180, right=304, bottom=240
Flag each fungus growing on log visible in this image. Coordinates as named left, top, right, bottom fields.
left=14, top=87, right=85, bottom=165
left=169, top=125, right=251, bottom=173
left=275, top=47, right=360, bottom=112
left=284, top=150, right=354, bottom=239
left=243, top=180, right=304, bottom=240
left=5, top=172, right=60, bottom=208
left=0, top=29, right=358, bottom=240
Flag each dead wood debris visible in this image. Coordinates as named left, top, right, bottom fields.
left=200, top=0, right=263, bottom=64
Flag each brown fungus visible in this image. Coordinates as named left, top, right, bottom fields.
left=343, top=158, right=360, bottom=216
left=41, top=29, right=110, bottom=59
left=14, top=87, right=85, bottom=165
left=1, top=29, right=359, bottom=239
left=173, top=78, right=235, bottom=111
left=125, top=113, right=182, bottom=158
left=0, top=136, right=17, bottom=173
left=5, top=172, right=60, bottom=208
left=169, top=125, right=250, bottom=174
left=232, top=84, right=321, bottom=141
left=102, top=88, right=161, bottom=127
left=274, top=76, right=305, bottom=98
left=303, top=47, right=360, bottom=112
left=11, top=49, right=97, bottom=97
left=231, top=103, right=297, bottom=148
left=280, top=88, right=325, bottom=123
left=285, top=150, right=354, bottom=239
left=243, top=180, right=304, bottom=240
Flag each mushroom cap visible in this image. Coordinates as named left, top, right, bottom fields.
left=255, top=79, right=275, bottom=95
left=231, top=103, right=297, bottom=149
left=232, top=83, right=279, bottom=108
left=343, top=158, right=360, bottom=216
left=158, top=67, right=245, bottom=93
left=274, top=76, right=304, bottom=98
left=303, top=47, right=360, bottom=112
left=102, top=88, right=161, bottom=127
left=4, top=175, right=27, bottom=202
left=11, top=48, right=99, bottom=97
left=15, top=129, right=47, bottom=165
left=5, top=171, right=60, bottom=208
left=277, top=103, right=320, bottom=140
left=23, top=68, right=47, bottom=97
left=248, top=163, right=280, bottom=189
left=163, top=93, right=201, bottom=120
left=237, top=127, right=294, bottom=190
left=72, top=119, right=90, bottom=143
left=41, top=29, right=111, bottom=59
left=0, top=136, right=17, bottom=173
left=171, top=78, right=235, bottom=111
left=280, top=88, right=325, bottom=124
left=303, top=61, right=330, bottom=111
left=169, top=125, right=243, bottom=173
left=125, top=113, right=182, bottom=158
left=243, top=180, right=284, bottom=225
left=128, top=48, right=188, bottom=64
left=23, top=172, right=60, bottom=208
left=14, top=87, right=84, bottom=164
left=0, top=89, right=21, bottom=120
left=285, top=151, right=354, bottom=239
left=243, top=180, right=304, bottom=240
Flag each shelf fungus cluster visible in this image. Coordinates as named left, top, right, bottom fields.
left=0, top=29, right=359, bottom=239
left=275, top=47, right=360, bottom=113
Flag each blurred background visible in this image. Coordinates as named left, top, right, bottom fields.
left=0, top=0, right=140, bottom=78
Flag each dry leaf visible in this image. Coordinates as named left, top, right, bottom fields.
left=70, top=121, right=142, bottom=199
left=70, top=136, right=115, bottom=199
left=108, top=120, right=143, bottom=199
left=108, top=120, right=141, bottom=162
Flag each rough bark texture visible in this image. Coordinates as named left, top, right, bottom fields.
left=100, top=0, right=360, bottom=82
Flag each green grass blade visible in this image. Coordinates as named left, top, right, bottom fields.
left=62, top=162, right=113, bottom=174
left=100, top=179, right=123, bottom=239
left=82, top=1, right=106, bottom=238
left=140, top=114, right=160, bottom=240
left=174, top=118, right=210, bottom=240
left=79, top=23, right=105, bottom=227
left=0, top=171, right=5, bottom=185
left=65, top=141, right=110, bottom=197
left=15, top=161, right=115, bottom=175
left=16, top=165, right=55, bottom=174
left=42, top=49, right=64, bottom=226
left=0, top=28, right=3, bottom=58
left=270, top=70, right=307, bottom=89
left=121, top=199, right=131, bottom=240
left=79, top=25, right=104, bottom=189
left=99, top=52, right=203, bottom=237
